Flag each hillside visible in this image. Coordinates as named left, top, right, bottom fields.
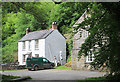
left=2, top=2, right=88, bottom=63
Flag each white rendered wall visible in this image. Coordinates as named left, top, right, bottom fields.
left=45, top=30, right=66, bottom=65
left=18, top=39, right=45, bottom=65
left=18, top=42, right=23, bottom=65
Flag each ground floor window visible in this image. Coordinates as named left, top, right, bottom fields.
left=86, top=51, right=94, bottom=63
left=23, top=55, right=26, bottom=62
left=35, top=54, right=39, bottom=57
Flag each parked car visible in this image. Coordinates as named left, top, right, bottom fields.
left=26, top=57, right=55, bottom=71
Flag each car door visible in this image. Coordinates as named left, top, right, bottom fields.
left=43, top=58, right=50, bottom=68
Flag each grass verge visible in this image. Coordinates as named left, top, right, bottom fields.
left=1, top=69, right=26, bottom=71
left=67, top=56, right=71, bottom=63
left=1, top=74, right=20, bottom=82
left=54, top=65, right=71, bottom=70
left=1, top=74, right=32, bottom=82
left=77, top=77, right=108, bottom=82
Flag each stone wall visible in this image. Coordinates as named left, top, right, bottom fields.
left=71, top=28, right=94, bottom=70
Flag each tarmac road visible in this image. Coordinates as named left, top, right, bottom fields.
left=1, top=69, right=105, bottom=80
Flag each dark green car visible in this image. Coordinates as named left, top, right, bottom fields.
left=26, top=57, right=55, bottom=71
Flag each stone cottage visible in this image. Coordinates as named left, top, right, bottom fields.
left=18, top=22, right=66, bottom=66
left=71, top=10, right=95, bottom=70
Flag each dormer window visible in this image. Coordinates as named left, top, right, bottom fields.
left=35, top=40, right=39, bottom=50
left=22, top=41, right=25, bottom=50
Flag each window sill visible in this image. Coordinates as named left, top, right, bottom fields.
left=35, top=49, right=39, bottom=50
left=22, top=49, right=26, bottom=51
left=85, top=61, right=93, bottom=64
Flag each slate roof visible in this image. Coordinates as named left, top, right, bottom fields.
left=18, top=29, right=54, bottom=42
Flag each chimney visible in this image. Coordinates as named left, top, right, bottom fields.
left=26, top=28, right=30, bottom=35
left=52, top=22, right=57, bottom=30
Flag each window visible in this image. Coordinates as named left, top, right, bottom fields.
left=35, top=54, right=39, bottom=57
left=83, top=31, right=88, bottom=38
left=43, top=59, right=49, bottom=63
left=86, top=51, right=94, bottom=63
left=35, top=40, right=39, bottom=50
left=85, top=31, right=88, bottom=38
left=28, top=41, right=31, bottom=51
left=23, top=55, right=26, bottom=62
left=22, top=41, right=25, bottom=50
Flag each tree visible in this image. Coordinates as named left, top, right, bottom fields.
left=2, top=2, right=55, bottom=62
left=76, top=2, right=120, bottom=78
left=48, top=2, right=90, bottom=34
left=2, top=12, right=38, bottom=62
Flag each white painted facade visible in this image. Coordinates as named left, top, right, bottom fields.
left=18, top=29, right=66, bottom=65
left=45, top=30, right=66, bottom=64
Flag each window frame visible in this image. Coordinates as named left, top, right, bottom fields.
left=23, top=55, right=26, bottom=62
left=22, top=41, right=26, bottom=51
left=35, top=40, right=39, bottom=50
left=86, top=51, right=94, bottom=63
left=35, top=54, right=39, bottom=57
left=28, top=41, right=31, bottom=51
left=43, top=58, right=49, bottom=63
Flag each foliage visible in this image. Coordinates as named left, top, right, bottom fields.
left=2, top=2, right=54, bottom=63
left=82, top=77, right=107, bottom=81
left=1, top=74, right=20, bottom=82
left=2, top=12, right=38, bottom=62
left=48, top=2, right=89, bottom=34
left=1, top=74, right=32, bottom=82
left=76, top=2, right=120, bottom=75
left=67, top=56, right=71, bottom=63
left=65, top=33, right=73, bottom=59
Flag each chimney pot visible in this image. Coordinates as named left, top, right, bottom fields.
left=26, top=28, right=30, bottom=34
left=52, top=22, right=57, bottom=30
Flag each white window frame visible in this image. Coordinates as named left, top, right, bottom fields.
left=35, top=40, right=39, bottom=50
left=28, top=41, right=31, bottom=51
left=22, top=41, right=26, bottom=51
left=86, top=51, right=94, bottom=63
left=23, top=55, right=26, bottom=62
left=85, top=31, right=88, bottom=38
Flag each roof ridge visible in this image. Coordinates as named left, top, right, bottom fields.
left=18, top=28, right=53, bottom=42
left=29, top=29, right=51, bottom=33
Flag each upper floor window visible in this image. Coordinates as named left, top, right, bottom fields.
left=28, top=41, right=31, bottom=51
left=35, top=40, right=39, bottom=50
left=22, top=41, right=25, bottom=50
left=83, top=31, right=89, bottom=39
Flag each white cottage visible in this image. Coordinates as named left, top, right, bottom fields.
left=18, top=22, right=66, bottom=65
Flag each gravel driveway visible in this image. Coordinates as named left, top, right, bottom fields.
left=1, top=69, right=105, bottom=80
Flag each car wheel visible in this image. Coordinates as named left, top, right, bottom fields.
left=34, top=66, right=38, bottom=71
left=28, top=68, right=31, bottom=71
left=50, top=65, right=53, bottom=69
